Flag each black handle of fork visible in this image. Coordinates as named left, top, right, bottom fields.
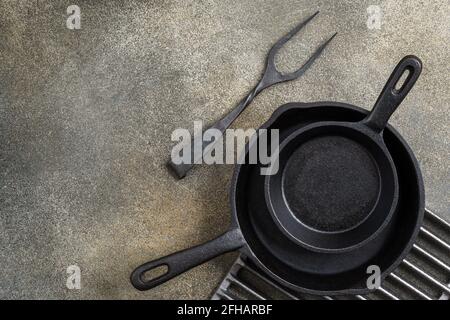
left=168, top=85, right=262, bottom=179
left=168, top=11, right=337, bottom=179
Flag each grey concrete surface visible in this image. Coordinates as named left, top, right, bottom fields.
left=0, top=0, right=448, bottom=299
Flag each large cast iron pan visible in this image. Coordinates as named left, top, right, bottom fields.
left=239, top=102, right=424, bottom=293
left=130, top=58, right=424, bottom=294
left=264, top=56, right=421, bottom=253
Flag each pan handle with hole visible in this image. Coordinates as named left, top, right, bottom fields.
left=362, top=55, right=422, bottom=133
left=130, top=229, right=245, bottom=291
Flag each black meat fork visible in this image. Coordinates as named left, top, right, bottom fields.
left=169, top=11, right=337, bottom=178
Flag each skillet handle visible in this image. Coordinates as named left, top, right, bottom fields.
left=130, top=229, right=245, bottom=291
left=363, top=55, right=422, bottom=133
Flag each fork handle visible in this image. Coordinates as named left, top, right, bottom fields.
left=168, top=85, right=263, bottom=179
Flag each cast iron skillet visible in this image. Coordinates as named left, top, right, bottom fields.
left=130, top=57, right=424, bottom=294
left=233, top=101, right=424, bottom=293
left=264, top=56, right=421, bottom=253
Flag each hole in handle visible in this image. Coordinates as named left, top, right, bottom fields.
left=393, top=67, right=411, bottom=93
left=142, top=264, right=169, bottom=282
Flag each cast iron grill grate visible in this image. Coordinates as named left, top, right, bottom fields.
left=211, top=209, right=449, bottom=300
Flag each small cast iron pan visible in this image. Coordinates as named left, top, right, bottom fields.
left=130, top=56, right=424, bottom=294
left=264, top=56, right=422, bottom=253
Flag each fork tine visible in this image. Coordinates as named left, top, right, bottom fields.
left=284, top=32, right=337, bottom=81
left=268, top=11, right=320, bottom=61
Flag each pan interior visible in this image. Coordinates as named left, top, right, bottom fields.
left=283, top=135, right=380, bottom=232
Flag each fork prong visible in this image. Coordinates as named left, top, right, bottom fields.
left=285, top=32, right=337, bottom=80
left=268, top=11, right=320, bottom=59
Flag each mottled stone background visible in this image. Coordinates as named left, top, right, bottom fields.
left=0, top=0, right=448, bottom=299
